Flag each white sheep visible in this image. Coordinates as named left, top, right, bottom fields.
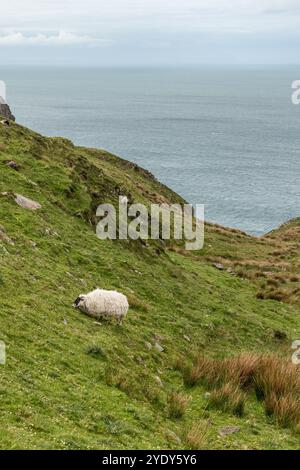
left=73, top=288, right=129, bottom=324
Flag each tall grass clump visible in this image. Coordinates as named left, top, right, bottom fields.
left=254, top=355, right=300, bottom=430
left=182, top=353, right=300, bottom=431
left=208, top=382, right=246, bottom=417
left=168, top=391, right=189, bottom=419
left=264, top=393, right=300, bottom=430
left=184, top=421, right=209, bottom=450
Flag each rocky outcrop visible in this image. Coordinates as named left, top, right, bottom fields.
left=14, top=194, right=41, bottom=211
left=0, top=97, right=15, bottom=121
left=0, top=192, right=41, bottom=211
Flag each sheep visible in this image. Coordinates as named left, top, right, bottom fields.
left=73, top=288, right=129, bottom=324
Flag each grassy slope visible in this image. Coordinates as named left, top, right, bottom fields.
left=0, top=120, right=299, bottom=449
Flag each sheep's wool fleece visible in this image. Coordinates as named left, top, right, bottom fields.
left=80, top=289, right=129, bottom=320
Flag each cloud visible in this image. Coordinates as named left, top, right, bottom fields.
left=0, top=1, right=299, bottom=64
left=0, top=30, right=101, bottom=46
left=1, top=1, right=300, bottom=37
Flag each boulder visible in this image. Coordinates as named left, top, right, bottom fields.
left=154, top=342, right=164, bottom=353
left=154, top=375, right=163, bottom=387
left=213, top=262, right=225, bottom=271
left=218, top=425, right=240, bottom=437
left=15, top=194, right=41, bottom=211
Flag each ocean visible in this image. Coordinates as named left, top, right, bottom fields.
left=1, top=66, right=299, bottom=235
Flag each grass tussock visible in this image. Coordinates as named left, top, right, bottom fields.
left=264, top=393, right=300, bottom=430
left=86, top=344, right=107, bottom=359
left=126, top=293, right=150, bottom=312
left=183, top=353, right=259, bottom=389
left=208, top=382, right=246, bottom=417
left=184, top=421, right=209, bottom=450
left=182, top=353, right=300, bottom=431
left=168, top=391, right=189, bottom=419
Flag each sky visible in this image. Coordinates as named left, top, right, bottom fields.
left=0, top=0, right=300, bottom=65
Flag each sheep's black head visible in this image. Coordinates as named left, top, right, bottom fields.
left=73, top=295, right=85, bottom=309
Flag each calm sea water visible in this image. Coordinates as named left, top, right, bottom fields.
left=1, top=66, right=300, bottom=235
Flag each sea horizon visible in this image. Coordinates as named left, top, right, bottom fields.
left=1, top=64, right=299, bottom=235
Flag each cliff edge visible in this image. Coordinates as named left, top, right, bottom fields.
left=0, top=97, right=15, bottom=121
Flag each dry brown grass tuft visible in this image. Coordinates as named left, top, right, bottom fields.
left=223, top=353, right=259, bottom=389
left=208, top=382, right=246, bottom=416
left=184, top=353, right=259, bottom=390
left=168, top=391, right=189, bottom=418
left=182, top=353, right=300, bottom=432
left=254, top=356, right=300, bottom=400
left=184, top=421, right=209, bottom=450
left=265, top=393, right=300, bottom=430
left=183, top=356, right=221, bottom=388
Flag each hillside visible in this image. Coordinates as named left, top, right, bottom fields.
left=0, top=119, right=299, bottom=450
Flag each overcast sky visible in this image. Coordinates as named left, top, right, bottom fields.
left=0, top=0, right=300, bottom=65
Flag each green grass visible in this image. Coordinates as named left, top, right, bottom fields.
left=0, top=119, right=299, bottom=449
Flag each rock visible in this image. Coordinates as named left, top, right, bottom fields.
left=28, top=180, right=38, bottom=187
left=4, top=160, right=20, bottom=171
left=213, top=262, right=225, bottom=271
left=218, top=425, right=240, bottom=437
left=154, top=375, right=163, bottom=387
left=145, top=341, right=152, bottom=351
left=45, top=228, right=58, bottom=236
left=154, top=342, right=164, bottom=353
left=0, top=226, right=14, bottom=245
left=0, top=98, right=15, bottom=121
left=14, top=194, right=41, bottom=211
